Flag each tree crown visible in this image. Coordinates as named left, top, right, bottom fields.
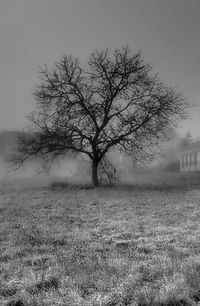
left=15, top=46, right=188, bottom=169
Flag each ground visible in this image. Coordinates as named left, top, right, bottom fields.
left=0, top=172, right=200, bottom=305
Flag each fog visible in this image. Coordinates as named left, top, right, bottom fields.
left=0, top=148, right=138, bottom=190
left=0, top=127, right=192, bottom=190
left=0, top=156, right=88, bottom=189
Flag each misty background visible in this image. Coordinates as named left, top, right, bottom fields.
left=0, top=0, right=200, bottom=185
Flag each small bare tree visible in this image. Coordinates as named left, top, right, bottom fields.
left=14, top=46, right=188, bottom=186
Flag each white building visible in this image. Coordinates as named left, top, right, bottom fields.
left=180, top=138, right=200, bottom=172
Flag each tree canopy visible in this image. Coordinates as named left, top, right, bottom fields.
left=15, top=46, right=188, bottom=186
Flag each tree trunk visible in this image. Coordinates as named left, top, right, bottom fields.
left=92, top=160, right=99, bottom=187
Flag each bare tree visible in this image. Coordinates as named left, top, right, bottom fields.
left=14, top=46, right=188, bottom=186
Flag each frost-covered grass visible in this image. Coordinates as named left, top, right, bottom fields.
left=1, top=174, right=200, bottom=305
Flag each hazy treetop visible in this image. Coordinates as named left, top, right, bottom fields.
left=0, top=0, right=199, bottom=135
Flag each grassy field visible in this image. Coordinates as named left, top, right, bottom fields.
left=1, top=172, right=200, bottom=305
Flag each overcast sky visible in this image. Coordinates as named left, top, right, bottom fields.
left=0, top=0, right=200, bottom=137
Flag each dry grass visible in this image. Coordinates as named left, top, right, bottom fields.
left=0, top=172, right=200, bottom=305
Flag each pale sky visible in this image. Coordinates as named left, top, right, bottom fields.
left=0, top=0, right=200, bottom=137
